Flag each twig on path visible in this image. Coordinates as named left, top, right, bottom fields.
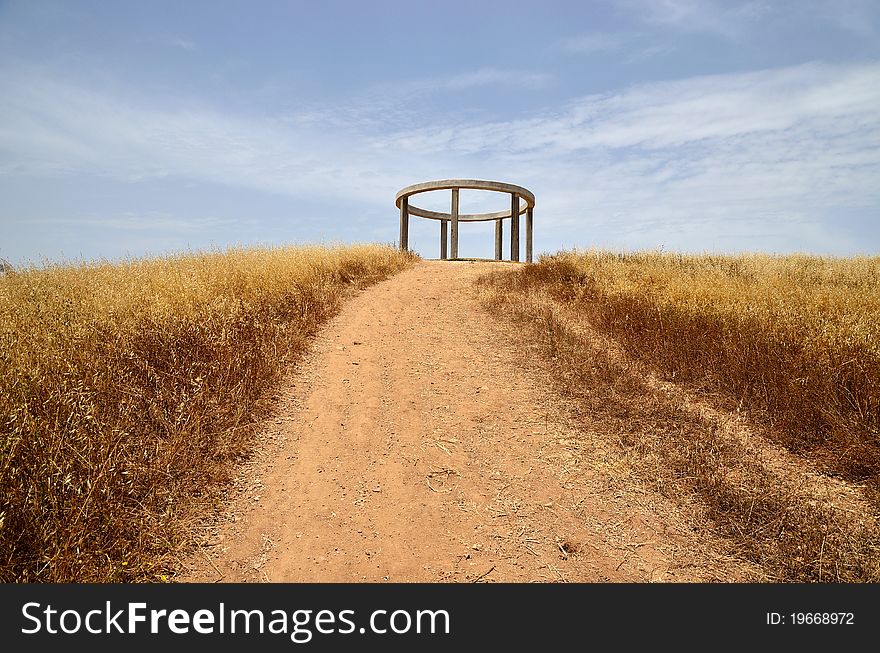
left=614, top=543, right=653, bottom=573
left=190, top=533, right=225, bottom=581
left=472, top=565, right=496, bottom=583
left=200, top=547, right=224, bottom=581
left=547, top=564, right=567, bottom=583
left=426, top=468, right=457, bottom=493
left=426, top=478, right=451, bottom=493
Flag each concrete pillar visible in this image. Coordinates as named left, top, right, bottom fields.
left=440, top=220, right=448, bottom=260
left=450, top=188, right=460, bottom=260
left=526, top=208, right=533, bottom=263
left=510, top=193, right=520, bottom=262
left=494, top=220, right=503, bottom=261
left=399, top=197, right=409, bottom=251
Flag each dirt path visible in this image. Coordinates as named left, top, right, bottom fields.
left=181, top=261, right=752, bottom=582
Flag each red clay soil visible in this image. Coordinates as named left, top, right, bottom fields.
left=179, top=261, right=754, bottom=583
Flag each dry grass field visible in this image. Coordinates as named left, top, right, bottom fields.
left=478, top=251, right=880, bottom=582
left=0, top=244, right=416, bottom=582
left=4, top=245, right=878, bottom=584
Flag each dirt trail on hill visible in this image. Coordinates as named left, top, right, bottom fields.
left=181, top=261, right=753, bottom=582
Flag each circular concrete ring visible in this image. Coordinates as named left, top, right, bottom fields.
left=395, top=179, right=535, bottom=222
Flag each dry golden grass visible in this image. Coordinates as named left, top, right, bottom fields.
left=0, top=244, right=417, bottom=582
left=478, top=250, right=880, bottom=582
left=519, top=250, right=880, bottom=478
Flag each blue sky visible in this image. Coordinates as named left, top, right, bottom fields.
left=1, top=0, right=879, bottom=265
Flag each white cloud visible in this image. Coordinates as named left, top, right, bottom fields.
left=623, top=0, right=774, bottom=38
left=376, top=61, right=880, bottom=252
left=388, top=67, right=552, bottom=96
left=1, top=59, right=878, bottom=254
left=382, top=62, right=880, bottom=155
left=811, top=0, right=879, bottom=37
left=624, top=0, right=879, bottom=41
left=558, top=33, right=624, bottom=54
left=170, top=37, right=197, bottom=51
left=443, top=67, right=551, bottom=90
left=21, top=213, right=233, bottom=232
left=0, top=67, right=405, bottom=205
left=275, top=67, right=553, bottom=135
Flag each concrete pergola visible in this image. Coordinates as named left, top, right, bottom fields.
left=395, top=179, right=535, bottom=262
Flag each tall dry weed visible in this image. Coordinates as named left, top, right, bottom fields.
left=478, top=251, right=880, bottom=581
left=0, top=244, right=416, bottom=582
left=508, top=251, right=880, bottom=484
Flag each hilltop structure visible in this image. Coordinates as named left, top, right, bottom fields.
left=395, top=179, right=535, bottom=262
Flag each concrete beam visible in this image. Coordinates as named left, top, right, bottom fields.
left=399, top=196, right=409, bottom=251
left=450, top=188, right=459, bottom=259
left=510, top=193, right=520, bottom=262
left=396, top=179, right=535, bottom=209
left=394, top=179, right=536, bottom=261
left=405, top=206, right=515, bottom=223
left=526, top=208, right=533, bottom=263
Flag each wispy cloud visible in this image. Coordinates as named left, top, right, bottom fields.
left=626, top=0, right=879, bottom=40
left=378, top=61, right=880, bottom=251
left=0, top=66, right=405, bottom=205
left=383, top=62, right=880, bottom=154
left=813, top=0, right=880, bottom=38
left=278, top=66, right=554, bottom=135
left=624, top=0, right=774, bottom=38
left=381, top=67, right=553, bottom=99
left=442, top=67, right=551, bottom=90
left=556, top=31, right=675, bottom=64
left=1, top=59, right=878, bottom=254
left=22, top=213, right=233, bottom=232
left=169, top=36, right=197, bottom=51
left=558, top=32, right=624, bottom=54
